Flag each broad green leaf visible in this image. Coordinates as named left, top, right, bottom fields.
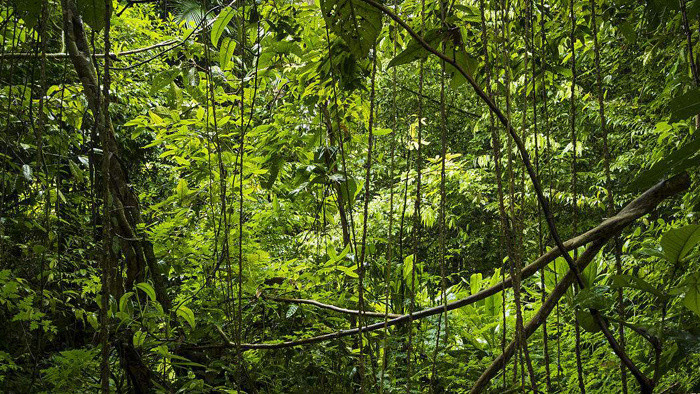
left=87, top=312, right=99, bottom=330
left=609, top=275, right=668, bottom=299
left=470, top=273, right=482, bottom=295
left=149, top=69, right=180, bottom=96
left=321, top=0, right=383, bottom=58
left=575, top=309, right=605, bottom=333
left=211, top=7, right=236, bottom=47
left=619, top=21, right=637, bottom=44
left=669, top=88, right=700, bottom=123
left=69, top=161, right=84, bottom=182
left=135, top=282, right=156, bottom=302
left=573, top=286, right=614, bottom=310
left=133, top=330, right=147, bottom=347
left=119, top=292, right=134, bottom=312
left=76, top=0, right=111, bottom=32
left=176, top=305, right=196, bottom=328
left=219, top=37, right=237, bottom=70
left=660, top=225, right=700, bottom=263
left=388, top=29, right=443, bottom=68
left=176, top=178, right=189, bottom=202
left=403, top=254, right=414, bottom=284
left=336, top=265, right=358, bottom=278
left=327, top=244, right=351, bottom=265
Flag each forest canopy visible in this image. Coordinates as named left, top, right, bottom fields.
left=1, top=0, right=700, bottom=392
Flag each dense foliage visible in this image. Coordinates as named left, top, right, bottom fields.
left=1, top=0, right=700, bottom=392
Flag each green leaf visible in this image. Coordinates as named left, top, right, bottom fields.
left=69, top=161, right=85, bottom=182
left=469, top=273, right=482, bottom=295
left=321, top=0, right=383, bottom=58
left=22, top=164, right=32, bottom=181
left=573, top=286, right=614, bottom=311
left=669, top=88, right=700, bottom=123
left=388, top=29, right=443, bottom=68
left=119, top=292, right=134, bottom=312
left=627, top=138, right=700, bottom=191
left=219, top=37, right=237, bottom=70
left=327, top=244, right=351, bottom=265
left=176, top=178, right=189, bottom=202
left=683, top=272, right=700, bottom=317
left=338, top=176, right=359, bottom=206
left=403, top=254, right=414, bottom=285
left=176, top=305, right=196, bottom=328
left=133, top=330, right=147, bottom=347
left=575, top=309, right=606, bottom=333
left=149, top=69, right=180, bottom=96
left=286, top=304, right=298, bottom=318
left=211, top=7, right=236, bottom=47
left=660, top=225, right=700, bottom=263
left=135, top=282, right=156, bottom=302
left=336, top=265, right=358, bottom=278
left=609, top=275, right=668, bottom=299
left=76, top=0, right=112, bottom=32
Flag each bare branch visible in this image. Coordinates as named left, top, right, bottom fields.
left=263, top=296, right=401, bottom=319
left=0, top=39, right=178, bottom=60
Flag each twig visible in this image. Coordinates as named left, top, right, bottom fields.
left=263, top=296, right=400, bottom=319
left=0, top=39, right=178, bottom=60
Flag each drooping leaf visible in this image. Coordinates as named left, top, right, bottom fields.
left=320, top=0, right=383, bottom=58
left=403, top=254, right=414, bottom=285
left=135, top=282, right=156, bottom=302
left=119, top=292, right=134, bottom=313
left=609, top=274, right=668, bottom=299
left=660, top=225, right=700, bottom=263
left=176, top=178, right=189, bottom=202
left=469, top=273, right=482, bottom=295
left=219, top=37, right=237, bottom=70
left=336, top=265, right=358, bottom=278
left=149, top=69, right=180, bottom=96
left=211, top=7, right=236, bottom=47
left=627, top=137, right=700, bottom=191
left=176, top=305, right=196, bottom=328
left=669, top=88, right=700, bottom=123
left=388, top=29, right=443, bottom=68
left=69, top=161, right=85, bottom=182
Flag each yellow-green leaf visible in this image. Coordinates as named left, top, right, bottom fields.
left=211, top=7, right=236, bottom=47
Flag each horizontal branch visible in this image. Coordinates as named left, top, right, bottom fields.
left=182, top=173, right=689, bottom=352
left=0, top=39, right=178, bottom=60
left=263, top=296, right=401, bottom=319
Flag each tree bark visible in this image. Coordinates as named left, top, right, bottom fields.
left=60, top=0, right=171, bottom=311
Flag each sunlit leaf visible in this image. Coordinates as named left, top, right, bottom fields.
left=660, top=225, right=700, bottom=263
left=135, top=282, right=156, bottom=302
left=211, top=6, right=236, bottom=47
